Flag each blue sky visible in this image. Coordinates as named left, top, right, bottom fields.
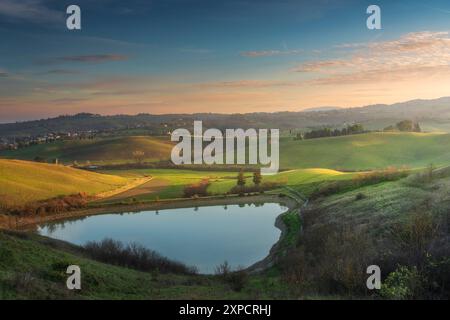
left=1, top=0, right=450, bottom=121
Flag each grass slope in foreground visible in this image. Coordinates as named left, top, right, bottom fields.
left=0, top=159, right=128, bottom=205
left=0, top=136, right=173, bottom=165
left=0, top=230, right=290, bottom=300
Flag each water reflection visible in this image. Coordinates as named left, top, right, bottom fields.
left=37, top=202, right=287, bottom=274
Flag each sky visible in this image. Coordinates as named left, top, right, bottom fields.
left=1, top=0, right=450, bottom=122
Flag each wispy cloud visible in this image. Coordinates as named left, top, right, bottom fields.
left=241, top=49, right=304, bottom=57
left=38, top=69, right=80, bottom=75
left=197, top=80, right=303, bottom=88
left=35, top=54, right=130, bottom=65
left=292, top=31, right=450, bottom=84
left=0, top=0, right=63, bottom=23
left=58, top=54, right=129, bottom=63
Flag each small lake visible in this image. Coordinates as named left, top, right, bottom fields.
left=37, top=203, right=287, bottom=274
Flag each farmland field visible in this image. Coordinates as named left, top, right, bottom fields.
left=0, top=136, right=173, bottom=165
left=0, top=159, right=129, bottom=204
left=3, top=132, right=450, bottom=171
left=279, top=132, right=450, bottom=170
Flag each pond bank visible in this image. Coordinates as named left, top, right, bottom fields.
left=1, top=194, right=296, bottom=230
left=0, top=194, right=301, bottom=274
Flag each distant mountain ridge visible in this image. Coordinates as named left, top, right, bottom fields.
left=302, top=106, right=343, bottom=112
left=2, top=97, right=450, bottom=137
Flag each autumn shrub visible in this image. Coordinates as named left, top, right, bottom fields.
left=230, top=182, right=280, bottom=196
left=183, top=179, right=210, bottom=198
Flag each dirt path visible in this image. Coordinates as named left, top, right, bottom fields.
left=95, top=176, right=154, bottom=200
left=102, top=178, right=169, bottom=201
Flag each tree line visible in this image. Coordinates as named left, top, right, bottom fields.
left=295, top=120, right=421, bottom=141
left=296, top=123, right=365, bottom=140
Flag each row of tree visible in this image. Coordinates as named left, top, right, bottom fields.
left=237, top=170, right=262, bottom=187
left=295, top=119, right=421, bottom=141
left=296, top=123, right=365, bottom=140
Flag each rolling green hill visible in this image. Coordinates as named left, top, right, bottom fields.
left=1, top=136, right=173, bottom=165
left=3, top=132, right=450, bottom=171
left=280, top=132, right=450, bottom=170
left=0, top=160, right=129, bottom=204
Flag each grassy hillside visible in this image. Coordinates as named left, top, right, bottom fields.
left=280, top=132, right=450, bottom=170
left=1, top=136, right=173, bottom=165
left=0, top=160, right=128, bottom=205
left=0, top=230, right=291, bottom=299
left=4, top=132, right=450, bottom=171
left=307, top=166, right=450, bottom=231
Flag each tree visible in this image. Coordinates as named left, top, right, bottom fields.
left=396, top=120, right=414, bottom=132
left=237, top=170, right=246, bottom=187
left=414, top=122, right=422, bottom=133
left=132, top=150, right=145, bottom=164
left=253, top=170, right=262, bottom=186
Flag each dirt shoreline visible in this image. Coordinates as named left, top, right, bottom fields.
left=1, top=194, right=294, bottom=229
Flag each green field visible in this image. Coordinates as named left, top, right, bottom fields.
left=0, top=159, right=355, bottom=205
left=1, top=136, right=173, bottom=165
left=2, top=131, right=449, bottom=205
left=0, top=160, right=129, bottom=204
left=3, top=132, right=450, bottom=171
left=99, top=169, right=241, bottom=202
left=97, top=168, right=356, bottom=203
left=208, top=168, right=354, bottom=195
left=280, top=132, right=450, bottom=170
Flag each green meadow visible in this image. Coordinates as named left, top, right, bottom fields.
left=279, top=132, right=450, bottom=170
left=3, top=132, right=450, bottom=170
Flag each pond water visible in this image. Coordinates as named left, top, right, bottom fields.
left=37, top=203, right=287, bottom=274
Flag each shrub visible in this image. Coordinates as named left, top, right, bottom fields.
left=279, top=208, right=378, bottom=297
left=355, top=193, right=366, bottom=201
left=215, top=261, right=231, bottom=279
left=215, top=261, right=248, bottom=292
left=183, top=179, right=210, bottom=198
left=227, top=268, right=249, bottom=292
left=230, top=182, right=280, bottom=196
left=380, top=266, right=423, bottom=299
left=237, top=170, right=246, bottom=187
left=389, top=211, right=439, bottom=267
left=84, top=238, right=197, bottom=275
left=6, top=193, right=90, bottom=216
left=423, top=257, right=450, bottom=299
